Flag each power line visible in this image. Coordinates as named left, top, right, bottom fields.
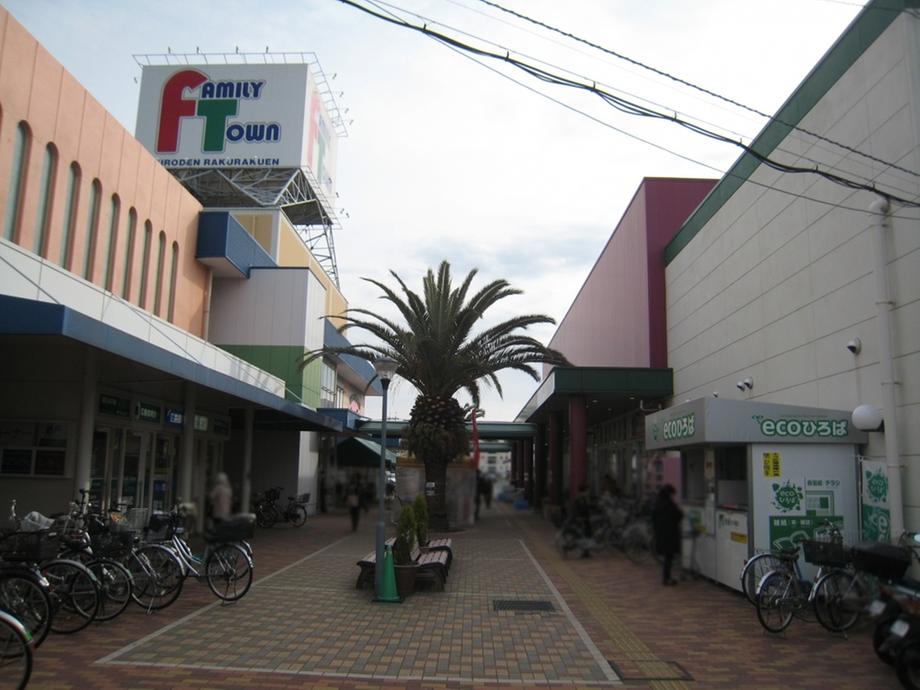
left=338, top=0, right=920, bottom=208
left=371, top=0, right=920, bottom=201
left=475, top=0, right=920, bottom=181
left=438, top=31, right=919, bottom=222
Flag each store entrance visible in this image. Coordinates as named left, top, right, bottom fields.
left=89, top=428, right=177, bottom=512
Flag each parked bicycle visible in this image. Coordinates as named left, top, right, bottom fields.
left=755, top=523, right=854, bottom=634
left=156, top=505, right=255, bottom=602
left=253, top=488, right=308, bottom=528
left=555, top=495, right=652, bottom=563
left=2, top=499, right=101, bottom=635
left=0, top=609, right=33, bottom=690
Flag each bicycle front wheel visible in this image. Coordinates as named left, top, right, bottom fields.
left=813, top=569, right=866, bottom=632
left=128, top=545, right=185, bottom=611
left=756, top=570, right=795, bottom=633
left=0, top=610, right=32, bottom=690
left=205, top=543, right=253, bottom=602
left=41, top=560, right=100, bottom=634
left=290, top=505, right=307, bottom=527
left=86, top=559, right=133, bottom=622
left=741, top=553, right=786, bottom=605
left=0, top=574, right=51, bottom=649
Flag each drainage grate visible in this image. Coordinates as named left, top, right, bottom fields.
left=608, top=659, right=694, bottom=682
left=493, top=599, right=555, bottom=612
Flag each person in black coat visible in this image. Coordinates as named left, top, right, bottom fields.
left=652, top=484, right=683, bottom=585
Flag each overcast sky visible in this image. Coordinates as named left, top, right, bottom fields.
left=4, top=0, right=865, bottom=421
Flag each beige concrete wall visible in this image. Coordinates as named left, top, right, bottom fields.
left=0, top=8, right=208, bottom=335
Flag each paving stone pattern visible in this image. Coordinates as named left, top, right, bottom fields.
left=26, top=503, right=899, bottom=689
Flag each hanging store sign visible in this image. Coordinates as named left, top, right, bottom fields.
left=165, top=409, right=184, bottom=427
left=99, top=394, right=130, bottom=418
left=136, top=402, right=161, bottom=424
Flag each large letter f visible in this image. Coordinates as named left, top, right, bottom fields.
left=157, top=69, right=208, bottom=153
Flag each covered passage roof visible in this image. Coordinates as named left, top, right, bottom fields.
left=516, top=367, right=673, bottom=426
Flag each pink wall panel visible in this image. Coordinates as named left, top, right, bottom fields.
left=549, top=184, right=652, bottom=368
left=548, top=178, right=716, bottom=372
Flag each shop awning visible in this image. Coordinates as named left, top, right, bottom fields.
left=0, top=295, right=342, bottom=433
left=336, top=436, right=396, bottom=468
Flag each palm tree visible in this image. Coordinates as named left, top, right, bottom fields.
left=301, top=261, right=568, bottom=529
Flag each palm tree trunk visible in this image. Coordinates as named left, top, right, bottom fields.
left=424, top=456, right=450, bottom=531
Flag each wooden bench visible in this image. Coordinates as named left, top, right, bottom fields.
left=355, top=541, right=451, bottom=591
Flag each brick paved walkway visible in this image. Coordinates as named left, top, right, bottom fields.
left=27, top=502, right=894, bottom=689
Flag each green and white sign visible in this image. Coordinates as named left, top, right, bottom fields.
left=770, top=477, right=805, bottom=514
left=860, top=459, right=890, bottom=541
left=769, top=515, right=844, bottom=551
left=645, top=398, right=866, bottom=450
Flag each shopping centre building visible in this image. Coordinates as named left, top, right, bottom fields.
left=0, top=7, right=379, bottom=526
left=517, top=0, right=919, bottom=589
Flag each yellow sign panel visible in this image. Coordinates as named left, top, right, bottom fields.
left=762, top=452, right=782, bottom=478
left=731, top=532, right=748, bottom=544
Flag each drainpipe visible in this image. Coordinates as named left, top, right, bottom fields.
left=869, top=197, right=904, bottom=540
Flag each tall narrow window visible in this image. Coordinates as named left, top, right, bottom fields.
left=82, top=179, right=101, bottom=280
left=153, top=231, right=166, bottom=317
left=167, top=242, right=179, bottom=323
left=102, top=194, right=120, bottom=291
left=60, top=163, right=81, bottom=268
left=3, top=122, right=32, bottom=242
left=138, top=221, right=152, bottom=309
left=34, top=144, right=58, bottom=257
left=121, top=208, right=137, bottom=300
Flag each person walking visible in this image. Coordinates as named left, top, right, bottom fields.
left=346, top=474, right=362, bottom=532
left=652, top=484, right=683, bottom=585
left=209, top=472, right=233, bottom=522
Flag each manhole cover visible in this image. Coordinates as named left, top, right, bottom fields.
left=493, top=599, right=555, bottom=612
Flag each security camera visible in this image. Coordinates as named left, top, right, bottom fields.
left=846, top=337, right=862, bottom=355
left=736, top=381, right=745, bottom=391
left=713, top=392, right=719, bottom=398
left=743, top=377, right=754, bottom=390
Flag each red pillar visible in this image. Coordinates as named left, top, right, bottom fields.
left=534, top=423, right=547, bottom=510
left=548, top=411, right=563, bottom=505
left=569, top=395, right=587, bottom=502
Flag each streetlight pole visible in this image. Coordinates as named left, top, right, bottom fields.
left=373, top=357, right=398, bottom=600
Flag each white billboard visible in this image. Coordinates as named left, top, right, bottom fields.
left=136, top=63, right=338, bottom=196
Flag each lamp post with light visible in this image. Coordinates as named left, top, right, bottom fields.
left=372, top=357, right=398, bottom=599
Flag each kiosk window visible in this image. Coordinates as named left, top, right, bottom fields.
left=716, top=446, right=747, bottom=480
left=682, top=448, right=707, bottom=502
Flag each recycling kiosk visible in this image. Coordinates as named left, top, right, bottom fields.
left=644, top=398, right=867, bottom=591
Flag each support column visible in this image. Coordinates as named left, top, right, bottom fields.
left=179, top=382, right=196, bottom=505
left=548, top=411, right=563, bottom=505
left=517, top=441, right=526, bottom=487
left=509, top=444, right=518, bottom=487
left=534, top=423, right=547, bottom=510
left=569, top=395, right=587, bottom=502
left=74, top=349, right=97, bottom=494
left=241, top=407, right=254, bottom=513
left=523, top=438, right=534, bottom=505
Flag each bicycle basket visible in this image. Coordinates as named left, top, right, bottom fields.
left=802, top=540, right=850, bottom=567
left=0, top=530, right=59, bottom=562
left=208, top=514, right=255, bottom=543
left=266, top=487, right=281, bottom=502
left=295, top=493, right=311, bottom=505
left=90, top=530, right=134, bottom=555
left=852, top=541, right=911, bottom=580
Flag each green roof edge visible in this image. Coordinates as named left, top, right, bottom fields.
left=664, top=0, right=917, bottom=265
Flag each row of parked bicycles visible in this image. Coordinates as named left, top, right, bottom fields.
left=553, top=495, right=656, bottom=562
left=740, top=519, right=920, bottom=689
left=252, top=487, right=310, bottom=528
left=0, top=491, right=256, bottom=690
